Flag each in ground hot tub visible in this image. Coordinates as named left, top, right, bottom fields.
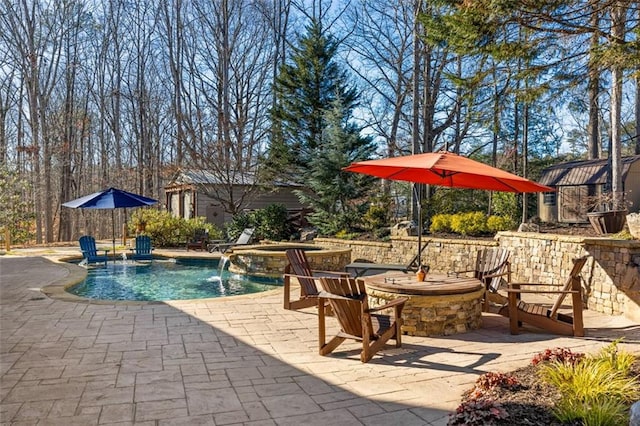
left=226, top=243, right=351, bottom=278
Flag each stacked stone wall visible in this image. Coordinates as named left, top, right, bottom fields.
left=315, top=233, right=640, bottom=321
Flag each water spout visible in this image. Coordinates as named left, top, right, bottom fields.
left=121, top=252, right=127, bottom=262
left=218, top=256, right=230, bottom=276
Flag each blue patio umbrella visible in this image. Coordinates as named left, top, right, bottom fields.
left=62, top=187, right=158, bottom=260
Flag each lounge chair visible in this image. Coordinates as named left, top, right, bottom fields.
left=129, top=235, right=154, bottom=261
left=451, top=247, right=511, bottom=311
left=186, top=229, right=209, bottom=251
left=344, top=241, right=429, bottom=277
left=504, top=256, right=588, bottom=337
left=78, top=235, right=108, bottom=266
left=283, top=248, right=350, bottom=310
left=209, top=228, right=255, bottom=253
left=318, top=276, right=408, bottom=363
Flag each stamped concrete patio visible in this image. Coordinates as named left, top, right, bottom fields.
left=1, top=249, right=639, bottom=425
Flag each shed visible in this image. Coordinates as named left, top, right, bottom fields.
left=165, top=169, right=307, bottom=228
left=537, top=155, right=640, bottom=223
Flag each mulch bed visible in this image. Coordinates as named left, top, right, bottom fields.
left=452, top=361, right=640, bottom=425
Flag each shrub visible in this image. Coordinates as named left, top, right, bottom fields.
left=129, top=209, right=222, bottom=247
left=486, top=215, right=516, bottom=233
left=448, top=398, right=508, bottom=425
left=474, top=372, right=519, bottom=392
left=251, top=203, right=291, bottom=241
left=363, top=203, right=389, bottom=231
left=531, top=347, right=584, bottom=366
left=538, top=342, right=640, bottom=425
left=226, top=212, right=253, bottom=241
left=430, top=214, right=453, bottom=233
left=450, top=211, right=488, bottom=236
left=590, top=339, right=635, bottom=375
left=334, top=229, right=360, bottom=240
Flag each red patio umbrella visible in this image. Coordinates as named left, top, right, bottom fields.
left=343, top=151, right=554, bottom=266
left=343, top=151, right=554, bottom=193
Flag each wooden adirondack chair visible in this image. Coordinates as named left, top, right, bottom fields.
left=283, top=248, right=350, bottom=310
left=505, top=256, right=588, bottom=337
left=130, top=235, right=154, bottom=261
left=317, top=277, right=408, bottom=363
left=452, top=247, right=511, bottom=312
left=186, top=229, right=209, bottom=251
left=78, top=235, right=108, bottom=266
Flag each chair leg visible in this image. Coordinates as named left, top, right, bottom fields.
left=284, top=276, right=291, bottom=309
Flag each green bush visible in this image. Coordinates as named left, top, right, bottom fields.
left=491, top=192, right=519, bottom=220
left=430, top=214, right=453, bottom=233
left=251, top=203, right=291, bottom=241
left=226, top=212, right=253, bottom=241
left=129, top=209, right=222, bottom=247
left=363, top=203, right=389, bottom=231
left=486, top=215, right=516, bottom=233
left=450, top=212, right=487, bottom=236
left=225, top=204, right=295, bottom=242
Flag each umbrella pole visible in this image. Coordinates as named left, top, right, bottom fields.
left=112, top=209, right=116, bottom=262
left=413, top=183, right=422, bottom=267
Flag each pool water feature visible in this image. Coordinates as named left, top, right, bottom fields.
left=68, top=258, right=282, bottom=301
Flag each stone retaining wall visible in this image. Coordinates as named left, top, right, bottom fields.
left=315, top=233, right=640, bottom=322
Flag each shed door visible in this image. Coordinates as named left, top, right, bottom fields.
left=559, top=186, right=589, bottom=223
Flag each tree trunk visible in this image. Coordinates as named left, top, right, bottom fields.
left=610, top=1, right=625, bottom=209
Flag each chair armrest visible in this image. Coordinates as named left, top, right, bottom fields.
left=504, top=288, right=580, bottom=295
left=284, top=273, right=322, bottom=281
left=310, top=269, right=351, bottom=278
left=484, top=270, right=510, bottom=279
left=366, top=297, right=408, bottom=313
left=318, top=291, right=366, bottom=303
left=509, top=282, right=563, bottom=287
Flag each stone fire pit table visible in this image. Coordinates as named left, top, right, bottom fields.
left=363, top=272, right=484, bottom=336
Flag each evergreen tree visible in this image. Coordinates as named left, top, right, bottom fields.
left=268, top=19, right=359, bottom=183
left=296, top=98, right=376, bottom=235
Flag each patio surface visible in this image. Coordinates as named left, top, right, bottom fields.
left=1, top=247, right=639, bottom=425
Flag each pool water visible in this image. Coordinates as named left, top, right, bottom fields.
left=68, top=258, right=282, bottom=301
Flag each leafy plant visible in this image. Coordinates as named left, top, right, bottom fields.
left=590, top=339, right=635, bottom=375
left=531, top=347, right=584, bottom=366
left=553, top=395, right=629, bottom=426
left=486, top=215, right=516, bottom=233
left=226, top=212, right=253, bottom=241
left=538, top=342, right=639, bottom=425
left=129, top=209, right=222, bottom=247
left=475, top=372, right=519, bottom=391
left=430, top=213, right=453, bottom=233
left=0, top=166, right=35, bottom=245
left=250, top=203, right=291, bottom=241
left=363, top=201, right=390, bottom=231
left=448, top=398, right=508, bottom=425
left=450, top=211, right=488, bottom=236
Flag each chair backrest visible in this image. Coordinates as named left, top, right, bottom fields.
left=236, top=228, right=255, bottom=245
left=549, top=256, right=588, bottom=318
left=285, top=249, right=319, bottom=296
left=319, top=277, right=370, bottom=339
left=79, top=235, right=98, bottom=257
left=193, top=229, right=208, bottom=242
left=476, top=248, right=511, bottom=293
left=135, top=235, right=152, bottom=254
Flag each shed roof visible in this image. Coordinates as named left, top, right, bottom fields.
left=539, top=155, right=640, bottom=186
left=167, top=169, right=301, bottom=187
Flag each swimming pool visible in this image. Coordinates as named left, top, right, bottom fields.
left=67, top=258, right=282, bottom=301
